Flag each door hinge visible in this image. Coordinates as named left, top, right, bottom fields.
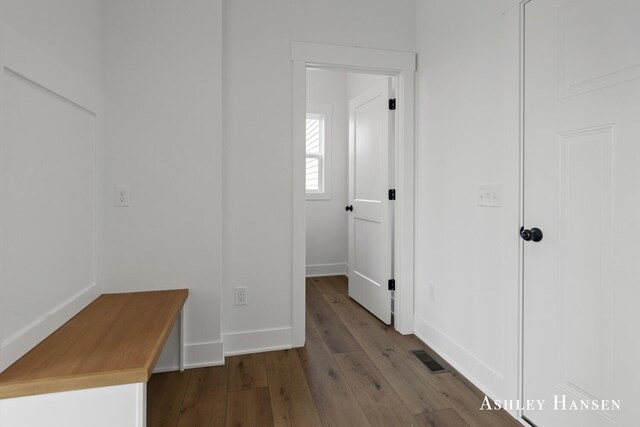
left=388, top=279, right=396, bottom=291
left=389, top=98, right=396, bottom=110
left=388, top=189, right=396, bottom=200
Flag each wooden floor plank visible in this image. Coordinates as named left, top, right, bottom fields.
left=147, top=370, right=191, bottom=427
left=335, top=351, right=422, bottom=427
left=147, top=276, right=519, bottom=427
left=227, top=353, right=268, bottom=392
left=306, top=305, right=318, bottom=332
left=306, top=281, right=362, bottom=354
left=226, top=387, right=274, bottom=427
left=177, top=366, right=228, bottom=427
left=264, top=350, right=322, bottom=427
left=432, top=375, right=519, bottom=427
left=310, top=275, right=348, bottom=296
left=330, top=275, right=349, bottom=295
left=322, top=291, right=450, bottom=414
left=415, top=408, right=470, bottom=427
left=380, top=328, right=518, bottom=427
left=297, top=327, right=371, bottom=427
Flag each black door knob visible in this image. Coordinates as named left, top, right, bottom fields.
left=531, top=227, right=543, bottom=242
left=520, top=226, right=543, bottom=242
left=345, top=205, right=353, bottom=212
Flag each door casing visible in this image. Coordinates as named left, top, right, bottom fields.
left=291, top=42, right=416, bottom=347
left=503, top=1, right=530, bottom=424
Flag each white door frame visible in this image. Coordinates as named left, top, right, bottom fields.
left=291, top=42, right=416, bottom=346
left=502, top=0, right=531, bottom=424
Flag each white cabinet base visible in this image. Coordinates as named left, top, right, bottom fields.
left=0, top=383, right=146, bottom=427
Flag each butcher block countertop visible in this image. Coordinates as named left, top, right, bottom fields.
left=0, top=289, right=188, bottom=399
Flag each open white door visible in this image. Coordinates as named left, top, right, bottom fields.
left=347, top=79, right=393, bottom=325
left=523, top=1, right=640, bottom=426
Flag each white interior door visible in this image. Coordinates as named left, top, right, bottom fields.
left=523, top=1, right=640, bottom=426
left=347, top=79, right=393, bottom=325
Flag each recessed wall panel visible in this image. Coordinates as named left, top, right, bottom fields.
left=558, top=125, right=614, bottom=418
left=354, top=97, right=381, bottom=201
left=353, top=218, right=383, bottom=285
left=2, top=69, right=96, bottom=342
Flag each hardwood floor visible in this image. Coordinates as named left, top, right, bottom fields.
left=148, top=276, right=519, bottom=426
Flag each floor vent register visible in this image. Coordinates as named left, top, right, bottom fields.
left=409, top=349, right=449, bottom=374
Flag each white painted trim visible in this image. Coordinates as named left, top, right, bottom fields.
left=0, top=282, right=99, bottom=371
left=292, top=60, right=307, bottom=348
left=2, top=27, right=99, bottom=115
left=291, top=42, right=417, bottom=347
left=511, top=2, right=530, bottom=425
left=184, top=340, right=224, bottom=368
left=414, top=314, right=502, bottom=403
left=136, top=382, right=146, bottom=427
left=223, top=327, right=292, bottom=356
left=306, top=263, right=348, bottom=277
left=179, top=308, right=185, bottom=371
left=501, top=0, right=529, bottom=14
left=292, top=42, right=416, bottom=73
left=0, top=24, right=7, bottom=376
left=392, top=57, right=416, bottom=336
left=152, top=365, right=182, bottom=374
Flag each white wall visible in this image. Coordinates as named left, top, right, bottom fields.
left=1, top=0, right=417, bottom=368
left=222, top=0, right=416, bottom=354
left=414, top=0, right=520, bottom=407
left=0, top=0, right=104, bottom=372
left=346, top=73, right=387, bottom=101
left=0, top=0, right=103, bottom=88
left=0, top=3, right=525, bottom=406
left=103, top=0, right=224, bottom=367
left=305, top=70, right=349, bottom=277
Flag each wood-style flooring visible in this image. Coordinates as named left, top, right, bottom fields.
left=148, top=276, right=519, bottom=426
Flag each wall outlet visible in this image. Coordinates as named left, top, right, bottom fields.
left=234, top=287, right=247, bottom=306
left=477, top=184, right=502, bottom=207
left=114, top=186, right=130, bottom=207
left=429, top=283, right=436, bottom=302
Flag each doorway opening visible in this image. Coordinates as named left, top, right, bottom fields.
left=291, top=42, right=416, bottom=347
left=304, top=69, right=396, bottom=326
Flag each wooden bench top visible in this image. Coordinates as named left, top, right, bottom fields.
left=0, top=289, right=188, bottom=399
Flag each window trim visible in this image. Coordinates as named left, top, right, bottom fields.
left=306, top=103, right=332, bottom=200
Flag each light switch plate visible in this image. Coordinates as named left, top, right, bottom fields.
left=477, top=184, right=502, bottom=207
left=114, top=186, right=130, bottom=207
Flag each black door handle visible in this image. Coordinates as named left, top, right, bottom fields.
left=520, top=226, right=543, bottom=242
left=531, top=228, right=543, bottom=242
left=345, top=205, right=353, bottom=212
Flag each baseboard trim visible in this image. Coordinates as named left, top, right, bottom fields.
left=306, top=263, right=348, bottom=277
left=1, top=282, right=100, bottom=372
left=153, top=340, right=224, bottom=373
left=413, top=314, right=502, bottom=402
left=184, top=341, right=224, bottom=368
left=223, top=327, right=292, bottom=356
left=153, top=365, right=182, bottom=373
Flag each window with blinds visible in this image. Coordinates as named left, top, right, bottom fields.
left=306, top=116, right=323, bottom=192
left=306, top=103, right=332, bottom=200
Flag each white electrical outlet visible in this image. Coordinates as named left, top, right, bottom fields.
left=114, top=186, right=130, bottom=207
left=235, top=287, right=247, bottom=306
left=477, top=184, right=502, bottom=207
